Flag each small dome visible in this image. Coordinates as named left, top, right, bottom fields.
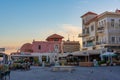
left=20, top=43, right=33, bottom=52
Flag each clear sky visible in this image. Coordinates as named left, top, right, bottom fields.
left=0, top=0, right=120, bottom=54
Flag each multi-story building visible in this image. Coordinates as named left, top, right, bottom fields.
left=79, top=9, right=120, bottom=53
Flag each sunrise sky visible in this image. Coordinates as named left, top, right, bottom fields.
left=0, top=0, right=120, bottom=54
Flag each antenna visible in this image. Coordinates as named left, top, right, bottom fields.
left=67, top=34, right=70, bottom=41
left=33, top=39, right=35, bottom=42
left=73, top=36, right=74, bottom=41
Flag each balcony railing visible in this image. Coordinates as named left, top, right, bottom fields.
left=98, top=25, right=104, bottom=29
left=97, top=27, right=104, bottom=33
left=97, top=30, right=104, bottom=33
left=78, top=33, right=89, bottom=37
left=109, top=41, right=120, bottom=44
left=86, top=36, right=95, bottom=41
left=96, top=41, right=107, bottom=45
left=83, top=43, right=95, bottom=47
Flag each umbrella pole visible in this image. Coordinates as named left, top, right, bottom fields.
left=110, top=56, right=113, bottom=66
left=108, top=55, right=110, bottom=65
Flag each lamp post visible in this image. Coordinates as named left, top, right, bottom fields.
left=100, top=45, right=104, bottom=61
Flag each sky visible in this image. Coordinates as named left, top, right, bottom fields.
left=0, top=0, right=120, bottom=54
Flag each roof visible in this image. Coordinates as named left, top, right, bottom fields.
left=46, top=34, right=64, bottom=40
left=81, top=11, right=97, bottom=18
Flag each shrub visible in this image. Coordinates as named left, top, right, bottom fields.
left=98, top=60, right=106, bottom=65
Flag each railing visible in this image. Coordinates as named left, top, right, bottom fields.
left=109, top=42, right=120, bottom=44
left=78, top=33, right=89, bottom=37
left=83, top=43, right=95, bottom=47
left=97, top=26, right=104, bottom=33
left=97, top=30, right=104, bottom=33
left=108, top=29, right=120, bottom=33
left=98, top=25, right=104, bottom=28
left=96, top=42, right=107, bottom=45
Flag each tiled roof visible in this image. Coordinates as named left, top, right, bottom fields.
left=81, top=11, right=97, bottom=17
left=46, top=34, right=64, bottom=40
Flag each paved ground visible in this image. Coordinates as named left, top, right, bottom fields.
left=10, top=66, right=120, bottom=80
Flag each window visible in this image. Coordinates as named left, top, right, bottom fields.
left=101, top=21, right=103, bottom=25
left=55, top=45, right=59, bottom=49
left=111, top=37, right=115, bottom=43
left=86, top=28, right=89, bottom=34
left=111, top=19, right=114, bottom=27
left=119, top=37, right=120, bottom=42
left=104, top=20, right=106, bottom=26
left=83, top=42, right=86, bottom=47
left=96, top=36, right=98, bottom=41
left=119, top=19, right=120, bottom=27
left=91, top=25, right=94, bottom=31
left=99, top=22, right=100, bottom=27
left=54, top=38, right=59, bottom=41
left=54, top=45, right=59, bottom=52
left=38, top=45, right=41, bottom=50
left=82, top=19, right=85, bottom=24
left=83, top=29, right=85, bottom=34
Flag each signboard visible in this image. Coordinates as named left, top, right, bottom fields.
left=0, top=48, right=5, bottom=52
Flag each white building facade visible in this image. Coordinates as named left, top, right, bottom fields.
left=80, top=10, right=120, bottom=53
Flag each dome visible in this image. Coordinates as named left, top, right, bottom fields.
left=20, top=43, right=33, bottom=52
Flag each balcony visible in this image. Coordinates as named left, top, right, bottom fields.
left=98, top=25, right=104, bottom=28
left=97, top=30, right=104, bottom=33
left=86, top=36, right=95, bottom=41
left=96, top=41, right=106, bottom=45
left=87, top=43, right=95, bottom=47
left=78, top=33, right=89, bottom=37
left=97, top=27, right=104, bottom=33
left=83, top=43, right=95, bottom=47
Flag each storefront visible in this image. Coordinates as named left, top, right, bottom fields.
left=10, top=52, right=58, bottom=66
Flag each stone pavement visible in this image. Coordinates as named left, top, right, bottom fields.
left=10, top=66, right=120, bottom=80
